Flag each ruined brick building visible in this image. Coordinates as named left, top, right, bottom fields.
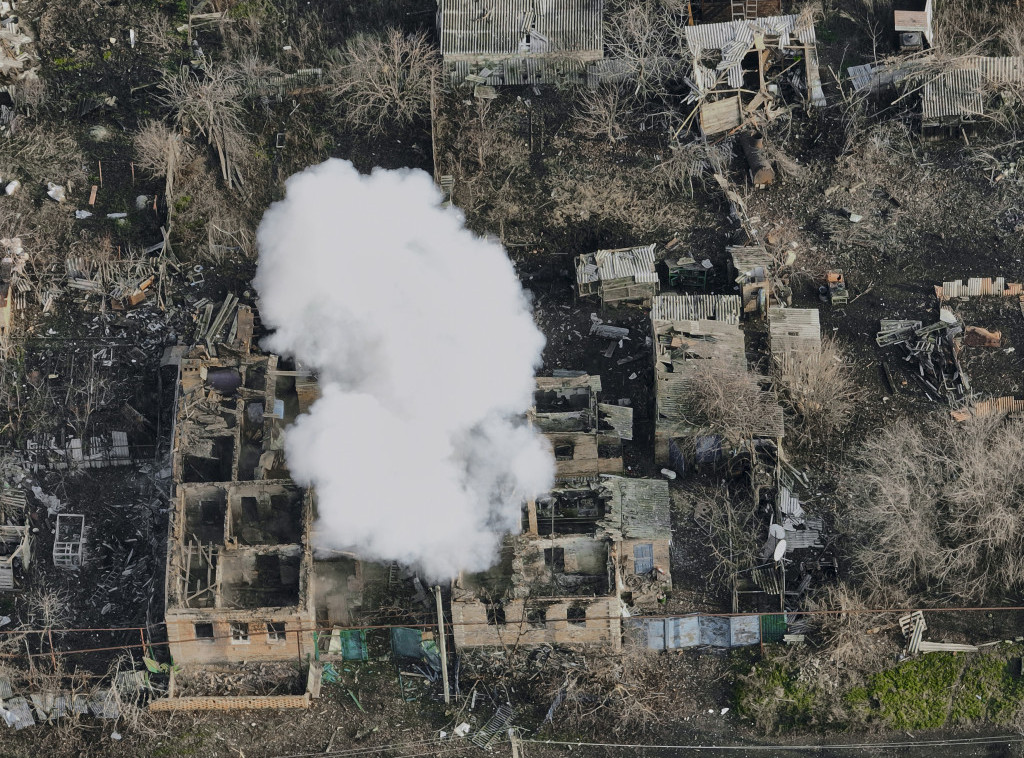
left=164, top=311, right=362, bottom=664
left=532, top=374, right=632, bottom=478
left=451, top=473, right=672, bottom=651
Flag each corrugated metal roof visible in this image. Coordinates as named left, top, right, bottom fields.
left=847, top=60, right=922, bottom=93
left=608, top=476, right=671, bottom=540
left=768, top=306, right=820, bottom=356
left=977, top=55, right=1024, bottom=82
left=950, top=396, right=1024, bottom=422
left=779, top=486, right=803, bottom=520
left=536, top=374, right=601, bottom=392
left=783, top=516, right=823, bottom=551
left=639, top=615, right=761, bottom=650
left=438, top=0, right=603, bottom=60
left=586, top=57, right=631, bottom=87
left=576, top=245, right=657, bottom=286
left=598, top=403, right=633, bottom=441
left=684, top=14, right=813, bottom=56
left=683, top=14, right=822, bottom=103
left=922, top=67, right=983, bottom=121
left=447, top=55, right=591, bottom=86
left=914, top=58, right=1018, bottom=126
left=729, top=245, right=771, bottom=278
left=938, top=277, right=1024, bottom=300
left=652, top=294, right=741, bottom=323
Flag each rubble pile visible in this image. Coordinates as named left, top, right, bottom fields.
left=876, top=315, right=969, bottom=402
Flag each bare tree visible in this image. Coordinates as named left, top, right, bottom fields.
left=774, top=337, right=858, bottom=441
left=328, top=28, right=437, bottom=134
left=605, top=0, right=681, bottom=100
left=690, top=483, right=759, bottom=588
left=844, top=414, right=1024, bottom=602
left=551, top=631, right=667, bottom=735
left=573, top=85, right=635, bottom=143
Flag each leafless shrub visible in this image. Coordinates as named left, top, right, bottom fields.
left=104, top=654, right=159, bottom=736
left=685, top=359, right=779, bottom=444
left=811, top=582, right=903, bottom=672
left=842, top=118, right=915, bottom=172
left=11, top=76, right=46, bottom=111
left=573, top=84, right=635, bottom=143
left=834, top=0, right=893, bottom=55
left=10, top=198, right=76, bottom=274
left=774, top=337, right=857, bottom=441
left=158, top=65, right=252, bottom=190
left=1, top=122, right=86, bottom=187
left=25, top=584, right=72, bottom=631
left=656, top=138, right=734, bottom=194
left=553, top=632, right=666, bottom=735
left=138, top=8, right=179, bottom=55
left=133, top=121, right=193, bottom=209
left=761, top=138, right=807, bottom=182
left=844, top=414, right=1024, bottom=602
left=328, top=28, right=437, bottom=135
left=932, top=0, right=1006, bottom=56
left=232, top=53, right=283, bottom=91
left=548, top=165, right=675, bottom=231
left=468, top=99, right=530, bottom=172
left=172, top=154, right=255, bottom=262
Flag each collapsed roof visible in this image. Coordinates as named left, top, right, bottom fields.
left=682, top=13, right=826, bottom=134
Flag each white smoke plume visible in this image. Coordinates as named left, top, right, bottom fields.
left=254, top=159, right=553, bottom=579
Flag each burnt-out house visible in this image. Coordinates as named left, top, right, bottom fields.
left=437, top=0, right=605, bottom=87
left=165, top=333, right=363, bottom=665
left=651, top=294, right=784, bottom=472
left=451, top=475, right=671, bottom=650
left=682, top=14, right=826, bottom=136
left=533, top=374, right=632, bottom=479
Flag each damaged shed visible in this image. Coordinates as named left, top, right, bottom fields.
left=575, top=245, right=659, bottom=306
left=437, top=0, right=605, bottom=87
left=652, top=295, right=784, bottom=470
left=0, top=487, right=31, bottom=591
left=683, top=13, right=826, bottom=136
left=848, top=56, right=1024, bottom=133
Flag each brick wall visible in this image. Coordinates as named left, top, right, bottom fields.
left=166, top=610, right=315, bottom=664
left=452, top=597, right=621, bottom=650
left=150, top=693, right=310, bottom=711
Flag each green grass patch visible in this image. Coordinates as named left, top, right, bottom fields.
left=950, top=646, right=1024, bottom=725
left=868, top=652, right=961, bottom=730
left=51, top=56, right=88, bottom=72
left=736, top=645, right=1024, bottom=735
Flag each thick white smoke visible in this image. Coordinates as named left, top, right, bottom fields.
left=254, top=159, right=553, bottom=578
